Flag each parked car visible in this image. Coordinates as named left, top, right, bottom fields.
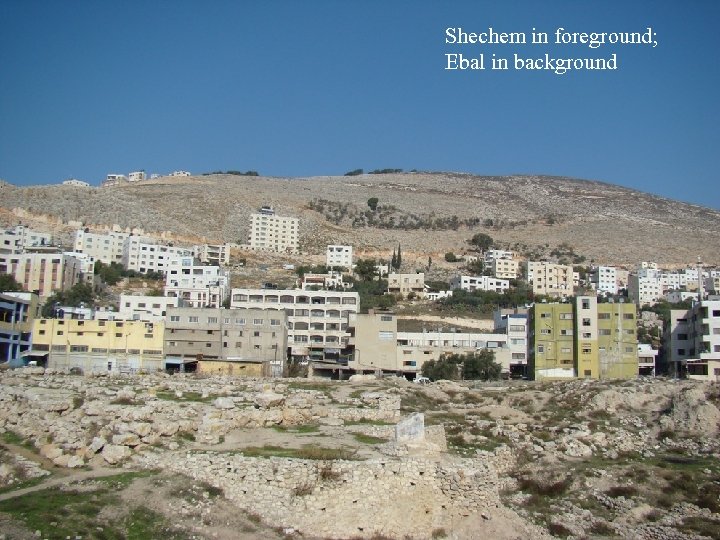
left=413, top=376, right=430, bottom=385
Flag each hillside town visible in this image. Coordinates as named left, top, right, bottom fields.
left=1, top=201, right=718, bottom=383
left=2, top=198, right=720, bottom=540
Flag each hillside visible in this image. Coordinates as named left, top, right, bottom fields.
left=1, top=172, right=719, bottom=265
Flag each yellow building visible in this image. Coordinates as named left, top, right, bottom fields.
left=529, top=297, right=637, bottom=380
left=31, top=319, right=165, bottom=373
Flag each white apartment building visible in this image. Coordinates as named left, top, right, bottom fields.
left=169, top=170, right=191, bottom=177
left=248, top=206, right=299, bottom=253
left=61, top=251, right=96, bottom=285
left=0, top=252, right=81, bottom=298
left=450, top=275, right=509, bottom=293
left=664, top=290, right=698, bottom=304
left=118, top=294, right=180, bottom=322
left=326, top=245, right=353, bottom=269
left=591, top=266, right=618, bottom=295
left=193, top=243, right=231, bottom=266
left=62, top=179, right=91, bottom=187
left=73, top=229, right=130, bottom=266
left=638, top=343, right=658, bottom=376
left=230, top=288, right=359, bottom=362
left=1, top=226, right=53, bottom=254
left=526, top=261, right=575, bottom=298
left=123, top=237, right=193, bottom=274
left=493, top=307, right=530, bottom=376
left=300, top=272, right=348, bottom=291
left=127, top=171, right=147, bottom=182
left=660, top=271, right=687, bottom=291
left=628, top=275, right=663, bottom=306
left=102, top=174, right=127, bottom=187
left=164, top=256, right=228, bottom=308
left=666, top=300, right=720, bottom=380
left=491, top=258, right=520, bottom=279
left=483, top=249, right=514, bottom=264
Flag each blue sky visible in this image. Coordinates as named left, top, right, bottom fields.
left=1, top=0, right=718, bottom=208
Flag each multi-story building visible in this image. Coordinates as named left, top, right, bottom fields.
left=102, top=174, right=127, bottom=187
left=665, top=300, right=720, bottom=381
left=193, top=243, right=231, bottom=266
left=122, top=237, right=193, bottom=274
left=388, top=273, right=426, bottom=298
left=347, top=311, right=514, bottom=376
left=638, top=343, right=658, bottom=376
left=164, top=256, right=228, bottom=308
left=62, top=179, right=91, bottom=187
left=326, top=245, right=353, bottom=269
left=0, top=292, right=39, bottom=366
left=73, top=229, right=130, bottom=266
left=483, top=250, right=514, bottom=264
left=526, top=261, right=575, bottom=298
left=118, top=295, right=180, bottom=322
left=31, top=318, right=165, bottom=373
left=248, top=206, right=299, bottom=253
left=590, top=266, right=618, bottom=295
left=127, top=171, right=146, bottom=182
left=0, top=252, right=82, bottom=298
left=230, top=288, right=359, bottom=362
left=300, top=272, right=348, bottom=291
left=528, top=297, right=638, bottom=380
left=491, top=258, right=520, bottom=280
left=494, top=307, right=530, bottom=377
left=165, top=307, right=287, bottom=376
left=628, top=275, right=663, bottom=306
left=450, top=275, right=509, bottom=293
left=1, top=225, right=53, bottom=254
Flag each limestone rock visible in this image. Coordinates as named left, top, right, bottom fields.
left=254, top=391, right=285, bottom=409
left=101, top=444, right=132, bottom=464
left=213, top=397, right=235, bottom=410
left=87, top=436, right=106, bottom=454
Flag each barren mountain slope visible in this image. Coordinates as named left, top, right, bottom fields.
left=1, top=173, right=718, bottom=265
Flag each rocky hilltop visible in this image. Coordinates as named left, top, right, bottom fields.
left=1, top=172, right=719, bottom=264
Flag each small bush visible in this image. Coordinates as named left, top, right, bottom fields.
left=293, top=483, right=313, bottom=496
left=606, top=485, right=638, bottom=498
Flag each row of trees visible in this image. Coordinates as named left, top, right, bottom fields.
left=94, top=261, right=163, bottom=284
left=422, top=351, right=502, bottom=381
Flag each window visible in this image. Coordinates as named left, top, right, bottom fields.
left=207, top=330, right=214, bottom=335
left=678, top=334, right=688, bottom=340
left=56, top=331, right=64, bottom=335
left=561, top=347, right=571, bottom=353
left=254, top=331, right=260, bottom=337
left=582, top=318, right=591, bottom=327
left=511, top=353, right=525, bottom=359
left=170, top=315, right=180, bottom=322
left=270, top=319, right=280, bottom=326
left=115, top=333, right=122, bottom=338
left=540, top=312, right=550, bottom=318
left=381, top=315, right=393, bottom=322
left=582, top=346, right=592, bottom=354
left=128, top=349, right=140, bottom=354
left=254, top=344, right=261, bottom=349
left=625, top=329, right=634, bottom=335
left=378, top=331, right=394, bottom=341
left=581, top=299, right=590, bottom=309
left=540, top=329, right=551, bottom=335
left=559, top=313, right=573, bottom=320
left=235, top=318, right=245, bottom=325
left=189, top=316, right=199, bottom=323
left=625, top=347, right=634, bottom=353
left=598, top=313, right=610, bottom=320
left=623, top=313, right=634, bottom=320
left=537, top=345, right=545, bottom=353
left=678, top=348, right=686, bottom=355
left=582, top=332, right=591, bottom=339
left=235, top=342, right=243, bottom=348
left=70, top=345, right=88, bottom=352
left=207, top=317, right=218, bottom=324
left=253, top=318, right=264, bottom=325
left=599, top=329, right=611, bottom=336
left=205, top=343, right=212, bottom=348
left=38, top=329, right=45, bottom=335
left=560, top=329, right=572, bottom=336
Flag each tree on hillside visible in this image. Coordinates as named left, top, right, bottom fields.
left=345, top=169, right=364, bottom=176
left=396, top=244, right=402, bottom=269
left=354, top=258, right=378, bottom=281
left=41, top=283, right=95, bottom=317
left=469, top=233, right=494, bottom=252
left=367, top=197, right=379, bottom=211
